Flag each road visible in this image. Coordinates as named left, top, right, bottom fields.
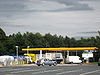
left=0, top=64, right=100, bottom=75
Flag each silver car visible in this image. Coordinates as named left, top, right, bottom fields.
left=36, top=58, right=57, bottom=66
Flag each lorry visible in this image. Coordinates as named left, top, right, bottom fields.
left=66, top=56, right=82, bottom=64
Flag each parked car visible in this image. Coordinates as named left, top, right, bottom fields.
left=98, top=58, right=100, bottom=66
left=36, top=58, right=57, bottom=66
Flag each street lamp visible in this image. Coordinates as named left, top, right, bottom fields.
left=27, top=46, right=30, bottom=64
left=15, top=46, right=18, bottom=64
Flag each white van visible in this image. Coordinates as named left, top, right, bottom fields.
left=66, top=56, right=82, bottom=64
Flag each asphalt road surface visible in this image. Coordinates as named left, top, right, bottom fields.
left=0, top=64, right=100, bottom=75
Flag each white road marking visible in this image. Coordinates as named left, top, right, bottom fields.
left=0, top=68, right=30, bottom=72
left=6, top=74, right=16, bottom=75
left=80, top=70, right=100, bottom=75
left=10, top=68, right=47, bottom=74
left=32, top=69, right=63, bottom=74
left=57, top=69, right=82, bottom=75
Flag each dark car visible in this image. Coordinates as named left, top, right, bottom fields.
left=36, top=58, right=57, bottom=66
left=98, top=58, right=100, bottom=66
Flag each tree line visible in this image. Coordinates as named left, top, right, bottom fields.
left=0, top=28, right=100, bottom=55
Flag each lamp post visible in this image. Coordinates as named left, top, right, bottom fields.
left=15, top=46, right=18, bottom=64
left=27, top=46, right=30, bottom=64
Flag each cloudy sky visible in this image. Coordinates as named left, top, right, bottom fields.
left=0, top=0, right=100, bottom=38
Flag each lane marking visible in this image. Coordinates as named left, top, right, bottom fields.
left=57, top=69, right=82, bottom=75
left=0, top=68, right=30, bottom=72
left=80, top=70, right=100, bottom=75
left=11, top=68, right=47, bottom=74
left=5, top=74, right=15, bottom=75
left=32, top=69, right=63, bottom=74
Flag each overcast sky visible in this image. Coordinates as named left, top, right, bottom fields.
left=0, top=0, right=100, bottom=38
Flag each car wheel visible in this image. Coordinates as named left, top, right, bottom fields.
left=37, top=65, right=40, bottom=66
left=49, top=65, right=52, bottom=66
left=71, top=62, right=73, bottom=64
left=53, top=63, right=57, bottom=66
left=42, top=63, right=45, bottom=66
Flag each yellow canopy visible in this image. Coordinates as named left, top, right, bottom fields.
left=22, top=47, right=98, bottom=51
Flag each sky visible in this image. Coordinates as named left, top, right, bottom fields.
left=0, top=0, right=100, bottom=38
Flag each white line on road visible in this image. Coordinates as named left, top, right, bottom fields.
left=32, top=69, right=63, bottom=75
left=6, top=74, right=16, bottom=75
left=0, top=68, right=30, bottom=72
left=56, top=69, right=83, bottom=75
left=80, top=70, right=100, bottom=75
left=10, top=68, right=47, bottom=74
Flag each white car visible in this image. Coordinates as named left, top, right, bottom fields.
left=36, top=58, right=57, bottom=66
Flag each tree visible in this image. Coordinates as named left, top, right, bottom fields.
left=0, top=28, right=7, bottom=43
left=58, top=35, right=65, bottom=47
left=64, top=36, right=70, bottom=47
left=95, top=36, right=100, bottom=48
left=44, top=33, right=53, bottom=47
left=0, top=28, right=7, bottom=55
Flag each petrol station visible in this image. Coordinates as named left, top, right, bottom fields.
left=22, top=47, right=98, bottom=64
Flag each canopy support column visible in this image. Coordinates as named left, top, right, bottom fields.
left=40, top=50, right=42, bottom=59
